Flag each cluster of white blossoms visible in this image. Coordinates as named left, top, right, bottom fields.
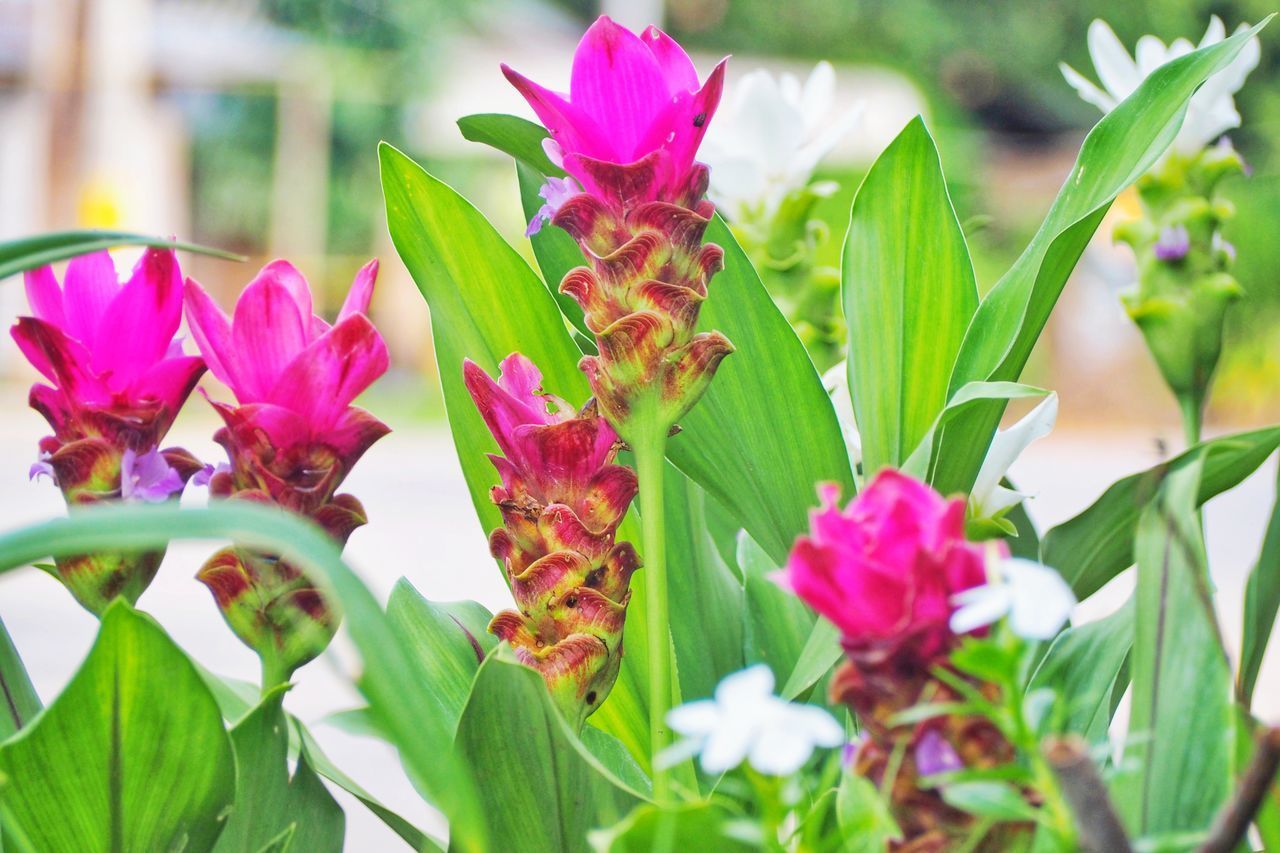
left=1060, top=16, right=1260, bottom=157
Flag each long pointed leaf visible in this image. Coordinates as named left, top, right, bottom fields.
left=0, top=231, right=241, bottom=281
left=1240, top=462, right=1280, bottom=707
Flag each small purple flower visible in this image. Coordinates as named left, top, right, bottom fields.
left=1154, top=224, right=1191, bottom=262
left=192, top=462, right=231, bottom=488
left=841, top=733, right=867, bottom=769
left=121, top=446, right=185, bottom=503
left=29, top=452, right=56, bottom=485
left=1213, top=232, right=1237, bottom=264
left=525, top=176, right=583, bottom=237
left=915, top=728, right=963, bottom=777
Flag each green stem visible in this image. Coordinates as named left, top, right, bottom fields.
left=1179, top=393, right=1203, bottom=447
left=635, top=432, right=673, bottom=802
left=260, top=651, right=291, bottom=698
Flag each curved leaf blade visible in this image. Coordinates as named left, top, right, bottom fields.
left=0, top=230, right=242, bottom=281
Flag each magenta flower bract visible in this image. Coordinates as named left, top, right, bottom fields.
left=185, top=259, right=390, bottom=486
left=779, top=470, right=988, bottom=663
left=13, top=248, right=205, bottom=448
left=503, top=15, right=726, bottom=208
left=184, top=259, right=391, bottom=680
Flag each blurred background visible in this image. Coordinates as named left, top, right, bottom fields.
left=1, top=0, right=1278, bottom=846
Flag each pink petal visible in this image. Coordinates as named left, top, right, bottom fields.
left=129, top=355, right=206, bottom=415
left=640, top=25, right=700, bottom=92
left=28, top=384, right=73, bottom=436
left=257, top=259, right=314, bottom=319
left=183, top=278, right=241, bottom=392
left=637, top=58, right=727, bottom=180
left=23, top=266, right=66, bottom=329
left=502, top=64, right=615, bottom=162
left=339, top=259, right=379, bottom=321
left=212, top=400, right=310, bottom=457
left=571, top=17, right=671, bottom=159
left=10, top=317, right=110, bottom=405
left=267, top=313, right=389, bottom=428
left=91, top=248, right=183, bottom=386
left=327, top=405, right=392, bottom=471
left=62, top=251, right=120, bottom=346
left=231, top=264, right=314, bottom=401
left=463, top=357, right=557, bottom=464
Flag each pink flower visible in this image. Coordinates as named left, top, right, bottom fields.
left=503, top=15, right=727, bottom=207
left=11, top=248, right=206, bottom=447
left=463, top=353, right=632, bottom=530
left=778, top=470, right=988, bottom=661
left=184, top=259, right=390, bottom=479
left=120, top=446, right=186, bottom=503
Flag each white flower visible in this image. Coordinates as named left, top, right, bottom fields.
left=970, top=393, right=1058, bottom=521
left=822, top=361, right=862, bottom=467
left=663, top=665, right=844, bottom=776
left=950, top=558, right=1076, bottom=640
left=701, top=61, right=862, bottom=224
left=1060, top=17, right=1260, bottom=157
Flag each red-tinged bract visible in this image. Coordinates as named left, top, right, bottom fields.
left=464, top=354, right=637, bottom=728
left=505, top=16, right=733, bottom=443
left=185, top=259, right=390, bottom=680
left=12, top=248, right=206, bottom=613
left=782, top=471, right=1026, bottom=848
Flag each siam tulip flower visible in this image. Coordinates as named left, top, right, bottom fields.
left=184, top=259, right=390, bottom=682
left=504, top=16, right=727, bottom=213
left=782, top=469, right=1022, bottom=846
left=1060, top=17, right=1260, bottom=159
left=662, top=665, right=843, bottom=776
left=11, top=248, right=206, bottom=614
left=1154, top=224, right=1192, bottom=262
left=968, top=393, right=1058, bottom=530
left=701, top=61, right=861, bottom=226
left=465, top=354, right=638, bottom=728
left=777, top=470, right=988, bottom=664
left=505, top=15, right=733, bottom=445
left=950, top=558, right=1076, bottom=641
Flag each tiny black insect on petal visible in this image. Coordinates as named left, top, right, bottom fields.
left=693, top=113, right=706, bottom=128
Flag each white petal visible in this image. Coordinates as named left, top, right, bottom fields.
left=655, top=736, right=705, bottom=770
left=699, top=715, right=756, bottom=774
left=667, top=699, right=723, bottom=737
left=1087, top=19, right=1141, bottom=100
left=1135, top=35, right=1171, bottom=77
left=949, top=585, right=1012, bottom=635
left=800, top=61, right=837, bottom=133
left=715, top=664, right=776, bottom=708
left=787, top=703, right=845, bottom=747
left=747, top=726, right=814, bottom=776
left=1060, top=62, right=1117, bottom=113
left=1201, top=15, right=1226, bottom=48
left=971, top=393, right=1057, bottom=518
left=1003, top=559, right=1076, bottom=640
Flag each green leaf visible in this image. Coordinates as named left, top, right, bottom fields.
left=516, top=162, right=593, bottom=340
left=453, top=650, right=645, bottom=853
left=1029, top=599, right=1133, bottom=744
left=737, top=531, right=815, bottom=686
left=386, top=579, right=494, bottom=726
left=1118, top=456, right=1233, bottom=835
left=0, top=616, right=39, bottom=741
left=931, top=20, right=1271, bottom=496
left=0, top=503, right=487, bottom=850
left=0, top=230, right=242, bottom=281
left=836, top=773, right=902, bottom=851
left=901, top=381, right=1047, bottom=481
left=1240, top=462, right=1280, bottom=708
left=458, top=113, right=564, bottom=176
left=459, top=114, right=856, bottom=564
left=841, top=116, right=978, bottom=475
left=379, top=140, right=651, bottom=764
left=940, top=780, right=1039, bottom=823
left=588, top=802, right=754, bottom=852
left=781, top=618, right=841, bottom=702
left=215, top=688, right=344, bottom=853
left=1041, top=426, right=1280, bottom=600
left=0, top=603, right=235, bottom=852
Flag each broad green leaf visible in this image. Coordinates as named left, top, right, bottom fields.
left=380, top=141, right=651, bottom=763
left=663, top=466, right=745, bottom=702
left=0, top=230, right=241, bottom=281
left=1240, top=462, right=1280, bottom=707
left=841, top=116, right=977, bottom=475
left=837, top=773, right=902, bottom=851
left=1029, top=599, right=1133, bottom=744
left=901, top=381, right=1046, bottom=481
left=781, top=619, right=840, bottom=702
left=386, top=579, right=494, bottom=726
left=0, top=503, right=487, bottom=850
left=0, top=616, right=39, bottom=740
left=588, top=802, right=754, bottom=852
left=0, top=603, right=235, bottom=852
left=516, top=162, right=593, bottom=340
left=1003, top=490, right=1041, bottom=560
left=459, top=113, right=856, bottom=563
left=458, top=113, right=563, bottom=176
left=737, top=531, right=815, bottom=686
left=215, top=689, right=344, bottom=853
left=1041, top=426, right=1280, bottom=599
left=1118, top=456, right=1232, bottom=835
left=579, top=726, right=653, bottom=798
left=931, top=21, right=1270, bottom=495
left=940, top=781, right=1039, bottom=822
left=453, top=651, right=645, bottom=853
